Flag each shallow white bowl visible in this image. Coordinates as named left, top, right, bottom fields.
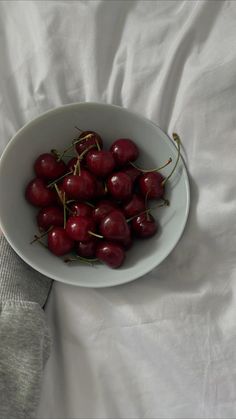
left=0, top=103, right=190, bottom=287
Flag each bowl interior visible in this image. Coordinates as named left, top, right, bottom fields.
left=0, top=103, right=189, bottom=287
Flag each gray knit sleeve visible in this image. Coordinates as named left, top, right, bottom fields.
left=0, top=235, right=52, bottom=419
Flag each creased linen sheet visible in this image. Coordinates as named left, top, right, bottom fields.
left=0, top=1, right=236, bottom=418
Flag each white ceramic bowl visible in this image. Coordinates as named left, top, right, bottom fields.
left=0, top=103, right=190, bottom=287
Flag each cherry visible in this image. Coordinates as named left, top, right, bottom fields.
left=86, top=150, right=115, bottom=178
left=37, top=206, right=64, bottom=230
left=48, top=227, right=74, bottom=256
left=139, top=172, right=165, bottom=200
left=121, top=165, right=141, bottom=184
left=131, top=213, right=158, bottom=238
left=99, top=210, right=130, bottom=241
left=110, top=138, right=139, bottom=166
left=76, top=239, right=97, bottom=258
left=75, top=131, right=103, bottom=155
left=96, top=241, right=125, bottom=268
left=34, top=153, right=66, bottom=180
left=70, top=202, right=93, bottom=217
left=107, top=172, right=132, bottom=201
left=62, top=169, right=96, bottom=200
left=66, top=215, right=96, bottom=242
left=25, top=178, right=56, bottom=207
left=93, top=200, right=119, bottom=224
left=123, top=194, right=146, bottom=218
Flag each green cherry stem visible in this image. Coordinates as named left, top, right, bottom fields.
left=129, top=157, right=172, bottom=173
left=162, top=133, right=181, bottom=186
left=63, top=191, right=66, bottom=228
left=88, top=231, right=103, bottom=239
left=126, top=199, right=169, bottom=223
left=47, top=171, right=73, bottom=188
left=64, top=255, right=98, bottom=265
left=57, top=133, right=94, bottom=161
left=30, top=226, right=53, bottom=244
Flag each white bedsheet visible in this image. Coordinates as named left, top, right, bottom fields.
left=1, top=1, right=236, bottom=418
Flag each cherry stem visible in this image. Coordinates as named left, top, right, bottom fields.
left=64, top=255, right=98, bottom=265
left=51, top=149, right=61, bottom=159
left=88, top=231, right=103, bottom=239
left=54, top=184, right=64, bottom=205
left=30, top=226, right=53, bottom=244
left=85, top=201, right=95, bottom=208
left=63, top=191, right=66, bottom=228
left=145, top=191, right=150, bottom=221
left=47, top=170, right=73, bottom=188
left=95, top=139, right=101, bottom=151
left=129, top=157, right=172, bottom=173
left=57, top=133, right=93, bottom=161
left=126, top=199, right=169, bottom=223
left=74, top=126, right=83, bottom=133
left=162, top=133, right=181, bottom=186
left=78, top=144, right=96, bottom=160
left=73, top=156, right=81, bottom=176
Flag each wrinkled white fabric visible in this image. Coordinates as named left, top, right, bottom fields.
left=0, top=1, right=236, bottom=418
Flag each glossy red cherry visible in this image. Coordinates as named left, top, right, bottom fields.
left=62, top=170, right=96, bottom=200
left=121, top=165, right=141, bottom=183
left=99, top=210, right=130, bottom=241
left=131, top=213, right=158, bottom=238
left=66, top=215, right=96, bottom=242
left=93, top=200, right=119, bottom=224
left=34, top=153, right=66, bottom=180
left=75, top=131, right=103, bottom=155
left=37, top=206, right=64, bottom=230
left=48, top=227, right=74, bottom=256
left=139, top=172, right=165, bottom=200
left=110, top=138, right=139, bottom=166
left=107, top=172, right=132, bottom=201
left=96, top=241, right=125, bottom=268
left=86, top=150, right=115, bottom=178
left=70, top=202, right=93, bottom=217
left=25, top=178, right=56, bottom=207
left=123, top=194, right=146, bottom=218
left=76, top=239, right=97, bottom=258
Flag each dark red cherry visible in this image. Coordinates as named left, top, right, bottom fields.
left=110, top=138, right=139, bottom=166
left=93, top=200, right=119, bottom=224
left=48, top=227, right=74, bottom=256
left=107, top=172, right=132, bottom=201
left=62, top=170, right=96, bottom=200
left=76, top=239, right=97, bottom=258
left=86, top=150, right=115, bottom=178
left=122, top=225, right=133, bottom=250
left=25, top=178, right=56, bottom=207
left=66, top=215, right=96, bottom=242
left=121, top=165, right=141, bottom=183
left=96, top=241, right=125, bottom=268
left=34, top=153, right=66, bottom=180
left=123, top=194, right=146, bottom=218
left=139, top=172, right=165, bottom=200
left=131, top=213, right=158, bottom=238
left=99, top=210, right=129, bottom=241
left=70, top=202, right=93, bottom=217
left=75, top=131, right=103, bottom=155
left=37, top=206, right=64, bottom=230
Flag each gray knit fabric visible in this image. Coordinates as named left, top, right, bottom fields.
left=0, top=235, right=52, bottom=419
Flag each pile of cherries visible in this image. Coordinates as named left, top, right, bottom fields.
left=25, top=129, right=180, bottom=268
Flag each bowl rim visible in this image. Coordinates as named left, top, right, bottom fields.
left=0, top=102, right=190, bottom=287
